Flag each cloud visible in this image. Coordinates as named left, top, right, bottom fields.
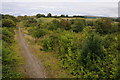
left=2, top=0, right=119, bottom=2
left=2, top=2, right=118, bottom=17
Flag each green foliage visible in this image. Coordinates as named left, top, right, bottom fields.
left=71, top=19, right=86, bottom=32
left=2, top=14, right=18, bottom=23
left=43, top=30, right=76, bottom=51
left=23, top=16, right=118, bottom=78
left=60, top=15, right=65, bottom=17
left=2, top=19, right=16, bottom=27
left=94, top=18, right=113, bottom=34
left=81, top=33, right=105, bottom=65
left=42, top=25, right=118, bottom=78
left=37, top=18, right=44, bottom=27
left=111, top=22, right=118, bottom=33
left=25, top=18, right=37, bottom=27
left=48, top=19, right=61, bottom=30
left=2, top=41, right=23, bottom=78
left=36, top=14, right=45, bottom=18
left=2, top=28, right=14, bottom=44
left=86, top=20, right=94, bottom=26
left=43, top=31, right=82, bottom=77
left=80, top=33, right=109, bottom=78
left=47, top=13, right=52, bottom=17
left=102, top=34, right=118, bottom=78
left=2, top=28, right=23, bottom=78
left=29, top=27, right=47, bottom=38
left=60, top=19, right=71, bottom=30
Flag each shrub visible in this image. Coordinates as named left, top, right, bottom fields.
left=81, top=33, right=105, bottom=68
left=86, top=20, right=94, bottom=26
left=94, top=18, right=113, bottom=34
left=2, top=14, right=18, bottom=23
left=42, top=18, right=117, bottom=78
left=2, top=28, right=14, bottom=44
left=2, top=19, right=16, bottom=27
left=42, top=31, right=82, bottom=76
left=71, top=19, right=86, bottom=32
left=2, top=27, right=23, bottom=78
left=25, top=18, right=37, bottom=27
left=60, top=19, right=71, bottom=30
left=48, top=19, right=61, bottom=30
left=29, top=27, right=47, bottom=38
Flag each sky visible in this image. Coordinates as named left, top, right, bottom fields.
left=2, top=0, right=119, bottom=2
left=1, top=0, right=119, bottom=17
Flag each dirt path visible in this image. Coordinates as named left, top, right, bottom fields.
left=17, top=26, right=46, bottom=78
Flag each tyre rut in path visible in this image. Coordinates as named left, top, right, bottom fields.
left=18, top=27, right=46, bottom=78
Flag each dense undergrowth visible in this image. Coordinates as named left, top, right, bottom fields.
left=21, top=15, right=119, bottom=79
left=1, top=14, right=119, bottom=79
left=2, top=14, right=23, bottom=78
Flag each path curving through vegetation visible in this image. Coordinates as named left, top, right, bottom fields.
left=17, top=25, right=46, bottom=78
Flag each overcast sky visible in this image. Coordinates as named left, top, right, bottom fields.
left=2, top=0, right=119, bottom=2
left=1, top=0, right=119, bottom=17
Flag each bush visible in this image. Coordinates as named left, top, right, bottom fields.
left=29, top=27, right=47, bottom=38
left=48, top=19, right=61, bottom=30
left=60, top=19, right=71, bottom=30
left=42, top=31, right=82, bottom=76
left=2, top=27, right=23, bottom=78
left=2, top=28, right=14, bottom=44
left=2, top=14, right=18, bottom=23
left=110, top=22, right=119, bottom=33
left=25, top=18, right=37, bottom=27
left=94, top=18, right=113, bottom=34
left=81, top=33, right=105, bottom=68
left=79, top=32, right=118, bottom=78
left=71, top=19, right=86, bottom=32
left=86, top=20, right=94, bottom=26
left=2, top=19, right=16, bottom=27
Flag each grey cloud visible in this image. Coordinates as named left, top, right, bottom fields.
left=2, top=2, right=118, bottom=17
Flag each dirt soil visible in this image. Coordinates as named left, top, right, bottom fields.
left=17, top=27, right=46, bottom=78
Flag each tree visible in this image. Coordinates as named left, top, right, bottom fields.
left=0, top=14, right=2, bottom=20
left=36, top=14, right=45, bottom=18
left=2, top=19, right=16, bottom=27
left=47, top=13, right=52, bottom=17
left=60, top=14, right=65, bottom=17
left=66, top=15, right=68, bottom=17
